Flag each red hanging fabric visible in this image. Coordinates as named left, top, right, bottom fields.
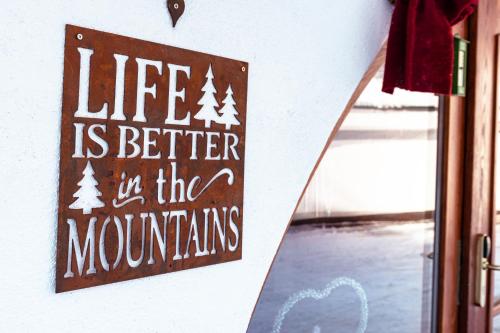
left=382, top=0, right=478, bottom=95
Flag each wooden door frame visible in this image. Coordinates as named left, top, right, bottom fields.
left=435, top=61, right=466, bottom=333
left=492, top=33, right=500, bottom=320
left=450, top=0, right=498, bottom=333
left=433, top=1, right=500, bottom=331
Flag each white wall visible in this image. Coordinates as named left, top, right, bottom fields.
left=0, top=1, right=392, bottom=332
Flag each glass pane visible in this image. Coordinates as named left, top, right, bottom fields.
left=495, top=315, right=500, bottom=333
left=248, top=70, right=439, bottom=333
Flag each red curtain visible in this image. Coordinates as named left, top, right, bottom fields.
left=382, top=0, right=477, bottom=95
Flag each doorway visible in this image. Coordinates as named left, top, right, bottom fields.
left=248, top=66, right=440, bottom=333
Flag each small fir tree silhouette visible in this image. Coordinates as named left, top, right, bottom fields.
left=217, top=84, right=241, bottom=130
left=69, top=161, right=105, bottom=215
left=194, top=64, right=220, bottom=128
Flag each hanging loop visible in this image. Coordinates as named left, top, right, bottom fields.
left=167, top=0, right=185, bottom=27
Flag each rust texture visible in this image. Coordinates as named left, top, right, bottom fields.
left=56, top=25, right=248, bottom=292
left=167, top=0, right=185, bottom=27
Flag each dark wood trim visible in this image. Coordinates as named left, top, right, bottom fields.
left=458, top=1, right=499, bottom=332
left=292, top=211, right=434, bottom=225
left=434, top=20, right=469, bottom=333
left=245, top=43, right=387, bottom=330
left=436, top=95, right=465, bottom=333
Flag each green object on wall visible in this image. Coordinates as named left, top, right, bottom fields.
left=452, top=34, right=469, bottom=96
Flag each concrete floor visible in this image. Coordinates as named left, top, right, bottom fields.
left=248, top=221, right=434, bottom=333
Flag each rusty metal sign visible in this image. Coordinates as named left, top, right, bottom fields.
left=56, top=25, right=247, bottom=292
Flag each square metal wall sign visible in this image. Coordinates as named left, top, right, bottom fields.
left=56, top=25, right=247, bottom=292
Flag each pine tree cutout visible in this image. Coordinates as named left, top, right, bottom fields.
left=194, top=64, right=220, bottom=128
left=217, top=84, right=241, bottom=130
left=69, top=161, right=105, bottom=215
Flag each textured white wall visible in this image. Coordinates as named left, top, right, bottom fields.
left=0, top=1, right=391, bottom=332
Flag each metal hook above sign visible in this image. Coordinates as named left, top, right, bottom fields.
left=167, top=0, right=185, bottom=27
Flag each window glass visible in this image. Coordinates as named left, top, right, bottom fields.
left=248, top=70, right=439, bottom=333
